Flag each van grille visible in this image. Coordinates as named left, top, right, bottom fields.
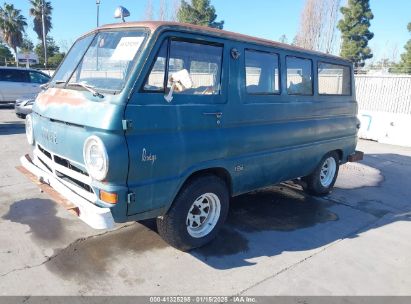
left=54, top=154, right=89, bottom=176
left=34, top=144, right=96, bottom=202
left=55, top=170, right=93, bottom=193
left=38, top=145, right=52, bottom=160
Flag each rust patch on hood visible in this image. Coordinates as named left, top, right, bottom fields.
left=36, top=88, right=88, bottom=108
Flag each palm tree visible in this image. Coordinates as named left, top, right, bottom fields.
left=0, top=3, right=27, bottom=66
left=29, top=0, right=52, bottom=67
left=29, top=0, right=52, bottom=40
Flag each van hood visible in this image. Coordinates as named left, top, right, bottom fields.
left=33, top=88, right=125, bottom=131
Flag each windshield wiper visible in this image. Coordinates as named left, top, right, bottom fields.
left=40, top=83, right=49, bottom=90
left=42, top=80, right=66, bottom=90
left=41, top=79, right=65, bottom=90
left=66, top=82, right=105, bottom=98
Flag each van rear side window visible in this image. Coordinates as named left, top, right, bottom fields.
left=318, top=62, right=351, bottom=95
left=286, top=56, right=313, bottom=95
left=245, top=50, right=280, bottom=95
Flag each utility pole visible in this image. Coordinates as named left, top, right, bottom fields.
left=96, top=0, right=101, bottom=27
left=41, top=0, right=47, bottom=69
left=96, top=0, right=101, bottom=71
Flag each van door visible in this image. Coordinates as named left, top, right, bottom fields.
left=125, top=34, right=228, bottom=215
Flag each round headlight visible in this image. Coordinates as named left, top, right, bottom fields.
left=25, top=114, right=34, bottom=145
left=83, top=136, right=108, bottom=181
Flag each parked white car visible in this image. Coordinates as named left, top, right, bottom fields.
left=0, top=67, right=50, bottom=103
left=15, top=94, right=37, bottom=119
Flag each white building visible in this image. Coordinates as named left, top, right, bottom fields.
left=16, top=52, right=39, bottom=66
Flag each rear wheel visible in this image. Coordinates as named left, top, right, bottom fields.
left=303, top=151, right=340, bottom=196
left=157, top=175, right=229, bottom=251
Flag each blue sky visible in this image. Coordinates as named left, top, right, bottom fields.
left=13, top=0, right=411, bottom=62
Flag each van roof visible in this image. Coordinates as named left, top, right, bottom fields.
left=95, top=21, right=350, bottom=63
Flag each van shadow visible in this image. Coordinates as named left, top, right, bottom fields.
left=188, top=152, right=411, bottom=269
left=6, top=153, right=409, bottom=277
left=2, top=199, right=66, bottom=244
left=40, top=152, right=411, bottom=275
left=0, top=120, right=25, bottom=135
left=192, top=186, right=340, bottom=268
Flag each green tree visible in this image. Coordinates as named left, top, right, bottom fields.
left=48, top=52, right=65, bottom=68
left=29, top=0, right=53, bottom=40
left=394, top=22, right=411, bottom=74
left=0, top=3, right=27, bottom=66
left=177, top=0, right=224, bottom=29
left=369, top=58, right=395, bottom=70
left=30, top=0, right=52, bottom=67
left=337, top=0, right=374, bottom=69
left=34, top=36, right=59, bottom=63
left=0, top=43, right=14, bottom=65
left=20, top=35, right=34, bottom=52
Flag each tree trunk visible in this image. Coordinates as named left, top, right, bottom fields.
left=14, top=47, right=19, bottom=67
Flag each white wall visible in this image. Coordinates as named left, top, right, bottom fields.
left=356, top=75, right=411, bottom=147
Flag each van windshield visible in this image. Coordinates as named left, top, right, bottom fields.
left=51, top=30, right=147, bottom=93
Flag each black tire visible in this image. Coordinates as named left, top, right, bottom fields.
left=302, top=151, right=340, bottom=196
left=156, top=175, right=229, bottom=251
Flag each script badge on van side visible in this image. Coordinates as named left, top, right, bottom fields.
left=141, top=148, right=157, bottom=164
left=234, top=165, right=244, bottom=172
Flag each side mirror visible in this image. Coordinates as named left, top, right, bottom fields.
left=164, top=69, right=193, bottom=103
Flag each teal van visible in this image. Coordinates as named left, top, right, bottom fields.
left=20, top=22, right=362, bottom=250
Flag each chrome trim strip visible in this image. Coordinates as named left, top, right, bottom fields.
left=34, top=145, right=96, bottom=202
left=35, top=147, right=92, bottom=186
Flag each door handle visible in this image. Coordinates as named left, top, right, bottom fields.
left=203, top=112, right=223, bottom=119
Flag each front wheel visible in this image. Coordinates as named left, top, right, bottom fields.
left=303, top=151, right=340, bottom=196
left=156, top=175, right=229, bottom=251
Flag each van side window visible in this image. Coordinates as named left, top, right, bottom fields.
left=286, top=56, right=313, bottom=95
left=245, top=50, right=279, bottom=94
left=144, top=40, right=168, bottom=91
left=167, top=40, right=223, bottom=95
left=318, top=62, right=351, bottom=95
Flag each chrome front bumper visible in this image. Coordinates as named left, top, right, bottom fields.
left=19, top=154, right=114, bottom=229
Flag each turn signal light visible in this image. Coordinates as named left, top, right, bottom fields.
left=100, top=190, right=118, bottom=204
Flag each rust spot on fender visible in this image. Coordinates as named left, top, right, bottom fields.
left=36, top=88, right=87, bottom=108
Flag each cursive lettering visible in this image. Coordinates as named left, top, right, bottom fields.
left=141, top=148, right=157, bottom=164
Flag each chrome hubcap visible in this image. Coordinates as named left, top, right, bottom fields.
left=320, top=157, right=337, bottom=187
left=186, top=193, right=221, bottom=238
